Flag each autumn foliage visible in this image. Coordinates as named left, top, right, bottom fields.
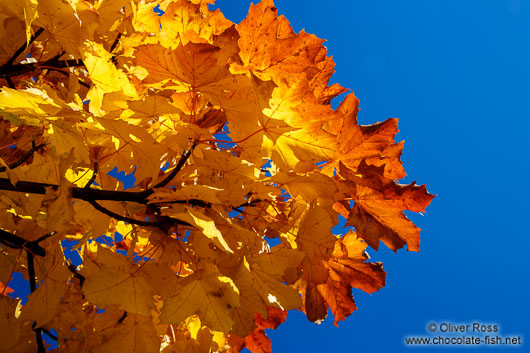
left=0, top=0, right=434, bottom=352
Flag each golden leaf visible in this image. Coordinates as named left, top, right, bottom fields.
left=159, top=264, right=240, bottom=332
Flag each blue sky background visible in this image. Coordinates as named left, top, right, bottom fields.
left=212, top=0, right=530, bottom=352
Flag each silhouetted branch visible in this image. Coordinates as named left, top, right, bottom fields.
left=152, top=141, right=197, bottom=190
left=85, top=162, right=98, bottom=189
left=110, top=33, right=122, bottom=54
left=0, top=178, right=147, bottom=202
left=152, top=198, right=210, bottom=207
left=0, top=58, right=85, bottom=78
left=0, top=229, right=46, bottom=257
left=110, top=33, right=122, bottom=65
left=86, top=198, right=159, bottom=226
left=42, top=329, right=58, bottom=341
left=0, top=141, right=46, bottom=173
left=234, top=198, right=263, bottom=209
left=26, top=249, right=46, bottom=353
left=67, top=262, right=85, bottom=286
left=5, top=76, right=14, bottom=88
left=77, top=161, right=192, bottom=228
left=6, top=28, right=44, bottom=66
left=0, top=144, right=200, bottom=235
left=117, top=311, right=127, bottom=324
left=34, top=231, right=56, bottom=244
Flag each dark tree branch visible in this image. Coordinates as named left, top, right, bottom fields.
left=0, top=145, right=198, bottom=235
left=0, top=178, right=148, bottom=202
left=80, top=161, right=191, bottom=228
left=5, top=76, right=14, bottom=88
left=85, top=162, right=98, bottom=189
left=26, top=250, right=37, bottom=292
left=0, top=229, right=46, bottom=257
left=0, top=141, right=46, bottom=173
left=86, top=198, right=162, bottom=227
left=234, top=198, right=263, bottom=209
left=110, top=33, right=122, bottom=65
left=152, top=141, right=197, bottom=190
left=42, top=329, right=57, bottom=341
left=26, top=249, right=46, bottom=353
left=117, top=311, right=127, bottom=324
left=6, top=28, right=45, bottom=66
left=0, top=144, right=197, bottom=203
left=151, top=198, right=209, bottom=207
left=109, top=33, right=122, bottom=54
left=230, top=199, right=263, bottom=214
left=0, top=59, right=85, bottom=79
left=51, top=67, right=90, bottom=88
left=33, top=231, right=56, bottom=244
left=66, top=262, right=85, bottom=286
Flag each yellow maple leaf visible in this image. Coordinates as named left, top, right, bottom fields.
left=159, top=264, right=240, bottom=332
left=82, top=245, right=156, bottom=316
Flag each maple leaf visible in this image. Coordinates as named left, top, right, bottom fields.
left=159, top=263, right=240, bottom=332
left=0, top=0, right=433, bottom=352
left=82, top=245, right=157, bottom=316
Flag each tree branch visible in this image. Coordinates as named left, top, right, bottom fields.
left=84, top=162, right=98, bottom=189
left=33, top=231, right=56, bottom=244
left=0, top=141, right=46, bottom=173
left=0, top=144, right=197, bottom=203
left=79, top=162, right=192, bottom=228
left=0, top=229, right=46, bottom=257
left=26, top=250, right=46, bottom=353
left=0, top=145, right=199, bottom=234
left=0, top=58, right=85, bottom=79
left=6, top=28, right=44, bottom=66
left=42, top=329, right=57, bottom=341
left=151, top=141, right=196, bottom=190
left=0, top=178, right=148, bottom=202
left=67, top=261, right=85, bottom=286
left=86, top=198, right=165, bottom=227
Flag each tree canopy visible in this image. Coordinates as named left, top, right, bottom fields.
left=0, top=0, right=434, bottom=352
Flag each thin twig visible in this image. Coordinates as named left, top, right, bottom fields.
left=82, top=162, right=188, bottom=228
left=0, top=141, right=46, bottom=173
left=85, top=162, right=98, bottom=189
left=86, top=199, right=157, bottom=226
left=5, top=76, right=14, bottom=88
left=26, top=249, right=46, bottom=353
left=0, top=59, right=85, bottom=79
left=150, top=198, right=209, bottom=207
left=6, top=28, right=44, bottom=66
left=85, top=198, right=191, bottom=229
left=0, top=229, right=46, bottom=256
left=0, top=178, right=147, bottom=202
left=110, top=33, right=122, bottom=54
left=117, top=311, right=127, bottom=324
left=42, top=328, right=58, bottom=341
left=34, top=231, right=56, bottom=244
left=66, top=261, right=85, bottom=286
left=52, top=68, right=90, bottom=88
left=234, top=198, right=263, bottom=209
left=152, top=141, right=196, bottom=190
left=110, top=33, right=122, bottom=65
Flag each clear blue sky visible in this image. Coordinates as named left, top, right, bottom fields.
left=212, top=0, right=530, bottom=352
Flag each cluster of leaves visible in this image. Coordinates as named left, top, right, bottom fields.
left=0, top=0, right=434, bottom=352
